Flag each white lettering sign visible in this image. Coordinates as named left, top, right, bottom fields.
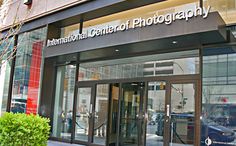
left=47, top=6, right=211, bottom=47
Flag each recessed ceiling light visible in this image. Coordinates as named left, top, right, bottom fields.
left=172, top=41, right=178, bottom=44
left=115, top=49, right=119, bottom=52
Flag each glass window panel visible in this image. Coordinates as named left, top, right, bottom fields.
left=170, top=83, right=195, bottom=145
left=202, top=47, right=236, bottom=145
left=11, top=27, right=47, bottom=114
left=119, top=82, right=145, bottom=146
left=146, top=82, right=166, bottom=146
left=93, top=84, right=109, bottom=145
left=217, top=62, right=227, bottom=76
left=0, top=37, right=14, bottom=116
left=75, top=87, right=91, bottom=142
left=79, top=50, right=199, bottom=81
left=52, top=65, right=76, bottom=139
left=228, top=76, right=236, bottom=84
left=228, top=54, right=236, bottom=76
left=108, top=83, right=119, bottom=146
left=61, top=23, right=80, bottom=37
left=203, top=63, right=217, bottom=77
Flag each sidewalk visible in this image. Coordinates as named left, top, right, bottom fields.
left=48, top=140, right=85, bottom=146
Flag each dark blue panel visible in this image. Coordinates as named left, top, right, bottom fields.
left=203, top=47, right=236, bottom=56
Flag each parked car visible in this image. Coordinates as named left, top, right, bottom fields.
left=155, top=113, right=235, bottom=144
left=201, top=118, right=235, bottom=143
left=11, top=98, right=27, bottom=113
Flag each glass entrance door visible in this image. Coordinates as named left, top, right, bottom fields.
left=145, top=81, right=166, bottom=146
left=168, top=83, right=196, bottom=146
left=75, top=87, right=92, bottom=142
left=145, top=81, right=198, bottom=146
left=75, top=84, right=109, bottom=146
left=74, top=79, right=199, bottom=146
left=119, top=82, right=146, bottom=146
left=166, top=82, right=197, bottom=146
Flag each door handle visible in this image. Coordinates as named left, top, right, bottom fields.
left=166, top=104, right=170, bottom=123
left=136, top=114, right=141, bottom=119
left=144, top=113, right=148, bottom=120
left=88, top=104, right=93, bottom=118
left=166, top=104, right=170, bottom=117
left=89, top=104, right=93, bottom=114
left=136, top=113, right=146, bottom=120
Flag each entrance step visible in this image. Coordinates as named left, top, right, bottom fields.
left=48, top=140, right=85, bottom=146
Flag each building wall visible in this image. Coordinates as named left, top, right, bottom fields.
left=0, top=0, right=89, bottom=29
left=0, top=0, right=236, bottom=145
left=1, top=0, right=236, bottom=31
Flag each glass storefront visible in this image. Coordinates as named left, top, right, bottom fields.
left=52, top=64, right=76, bottom=139
left=11, top=27, right=47, bottom=114
left=0, top=37, right=14, bottom=116
left=70, top=49, right=200, bottom=146
left=202, top=46, right=236, bottom=145
left=1, top=0, right=236, bottom=145
left=45, top=1, right=236, bottom=145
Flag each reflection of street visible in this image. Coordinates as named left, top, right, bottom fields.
left=146, top=124, right=163, bottom=146
left=220, top=133, right=236, bottom=146
left=200, top=132, right=236, bottom=146
left=146, top=124, right=157, bottom=135
left=146, top=134, right=163, bottom=146
left=146, top=124, right=193, bottom=146
left=74, top=132, right=106, bottom=145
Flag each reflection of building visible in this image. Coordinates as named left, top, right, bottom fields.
left=1, top=0, right=236, bottom=145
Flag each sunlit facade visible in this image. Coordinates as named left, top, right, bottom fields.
left=0, top=0, right=236, bottom=146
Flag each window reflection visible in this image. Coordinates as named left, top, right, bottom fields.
left=75, top=87, right=91, bottom=142
left=79, top=50, right=199, bottom=81
left=146, top=82, right=166, bottom=146
left=0, top=37, right=14, bottom=116
left=52, top=65, right=76, bottom=139
left=202, top=47, right=236, bottom=145
left=93, top=84, right=109, bottom=145
left=11, top=27, right=47, bottom=114
left=170, top=84, right=195, bottom=145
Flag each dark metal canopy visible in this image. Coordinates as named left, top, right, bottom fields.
left=45, top=12, right=227, bottom=62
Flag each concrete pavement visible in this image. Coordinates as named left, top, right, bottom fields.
left=48, top=140, right=85, bottom=146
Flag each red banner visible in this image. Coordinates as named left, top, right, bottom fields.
left=26, top=41, right=43, bottom=114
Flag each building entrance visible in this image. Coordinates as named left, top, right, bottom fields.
left=75, top=83, right=109, bottom=146
left=74, top=76, right=200, bottom=146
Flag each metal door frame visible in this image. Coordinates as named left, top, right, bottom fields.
left=73, top=83, right=111, bottom=146
left=72, top=74, right=201, bottom=146
left=163, top=79, right=200, bottom=146
left=118, top=82, right=146, bottom=146
left=73, top=83, right=96, bottom=146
